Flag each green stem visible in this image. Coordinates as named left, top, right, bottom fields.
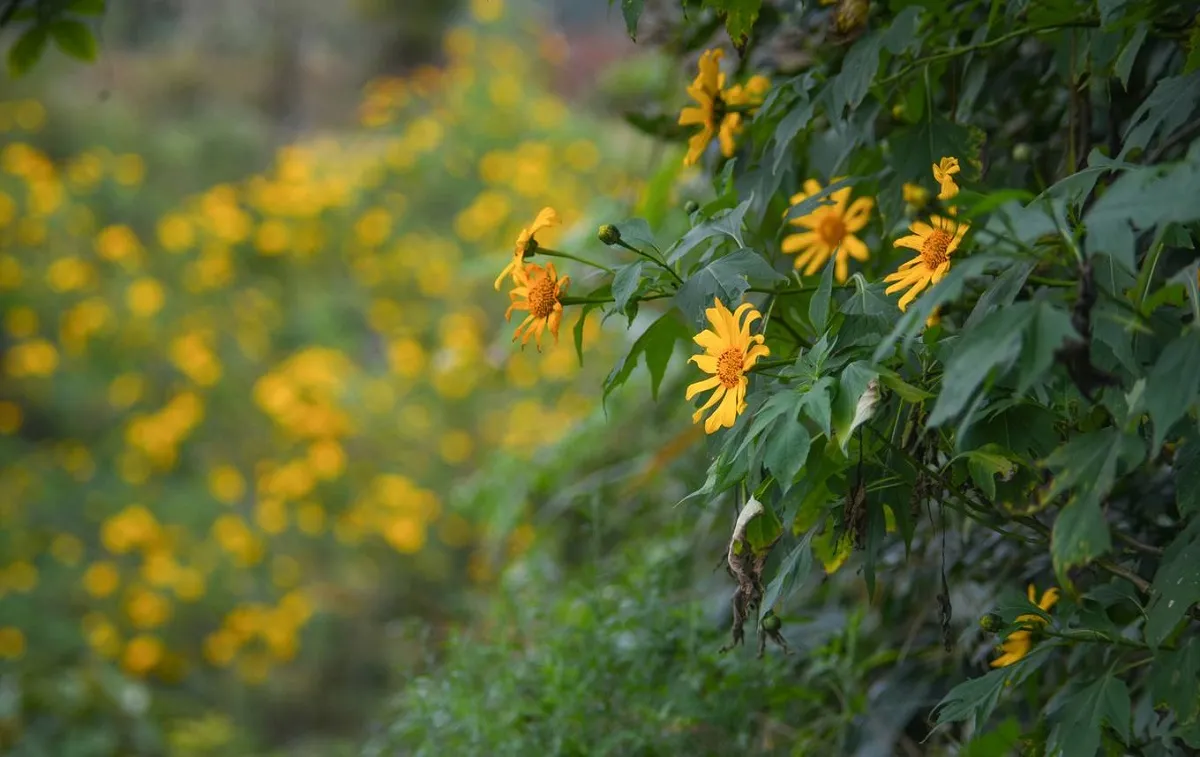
left=748, top=284, right=823, bottom=296
left=616, top=239, right=684, bottom=285
left=558, top=292, right=673, bottom=307
left=880, top=21, right=1099, bottom=88
left=1041, top=628, right=1169, bottom=651
left=1135, top=241, right=1165, bottom=311
left=535, top=248, right=615, bottom=275
left=1028, top=275, right=1076, bottom=288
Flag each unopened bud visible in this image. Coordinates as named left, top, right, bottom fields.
left=979, top=613, right=1002, bottom=633
left=1012, top=143, right=1032, bottom=162
left=683, top=200, right=700, bottom=214
left=598, top=224, right=621, bottom=246
left=761, top=612, right=782, bottom=632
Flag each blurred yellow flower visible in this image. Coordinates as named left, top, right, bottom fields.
left=0, top=400, right=21, bottom=434
left=782, top=178, right=873, bottom=282
left=884, top=214, right=969, bottom=311
left=113, top=153, right=145, bottom=187
left=108, top=372, right=145, bottom=409
left=50, top=533, right=83, bottom=565
left=506, top=261, right=569, bottom=351
left=46, top=256, right=93, bottom=292
left=0, top=627, right=26, bottom=659
left=83, top=561, right=121, bottom=598
left=4, top=306, right=38, bottom=338
left=470, top=0, right=504, bottom=24
left=991, top=584, right=1060, bottom=668
left=4, top=338, right=58, bottom=377
left=5, top=561, right=38, bottom=593
left=83, top=613, right=121, bottom=658
left=494, top=206, right=558, bottom=290
left=122, top=634, right=164, bottom=675
left=126, top=278, right=165, bottom=317
left=903, top=182, right=930, bottom=206
left=678, top=50, right=769, bottom=166
left=15, top=100, right=45, bottom=131
left=157, top=214, right=195, bottom=252
left=933, top=156, right=961, bottom=200
left=203, top=629, right=239, bottom=667
left=686, top=299, right=770, bottom=434
left=95, top=224, right=143, bottom=263
left=126, top=588, right=172, bottom=629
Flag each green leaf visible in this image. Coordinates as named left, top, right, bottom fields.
left=1114, top=23, right=1147, bottom=90
left=603, top=311, right=689, bottom=403
left=573, top=301, right=602, bottom=367
left=841, top=275, right=892, bottom=317
left=962, top=720, right=1023, bottom=757
left=1145, top=526, right=1200, bottom=647
left=877, top=370, right=933, bottom=403
left=615, top=218, right=658, bottom=252
left=674, top=248, right=785, bottom=327
left=668, top=199, right=752, bottom=264
left=618, top=0, right=644, bottom=40
left=808, top=255, right=833, bottom=332
left=889, top=114, right=981, bottom=184
left=7, top=25, right=48, bottom=78
left=963, top=261, right=1036, bottom=331
left=1085, top=158, right=1200, bottom=271
left=1015, top=301, right=1077, bottom=394
left=831, top=361, right=878, bottom=453
left=1149, top=635, right=1200, bottom=723
left=1045, top=675, right=1132, bottom=757
left=1118, top=71, right=1200, bottom=159
left=742, top=497, right=783, bottom=554
left=764, top=416, right=811, bottom=494
left=1145, top=331, right=1200, bottom=451
left=49, top=19, right=97, bottom=61
left=830, top=6, right=923, bottom=115
left=769, top=78, right=817, bottom=173
left=1176, top=428, right=1200, bottom=518
left=1045, top=429, right=1143, bottom=583
left=959, top=445, right=1017, bottom=501
left=1186, top=21, right=1200, bottom=75
left=611, top=261, right=645, bottom=314
left=68, top=0, right=107, bottom=13
left=928, top=304, right=1031, bottom=428
left=957, top=402, right=1059, bottom=462
left=931, top=647, right=1053, bottom=729
left=701, top=0, right=763, bottom=50
left=759, top=529, right=815, bottom=620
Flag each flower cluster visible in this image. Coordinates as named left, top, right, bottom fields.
left=678, top=49, right=770, bottom=166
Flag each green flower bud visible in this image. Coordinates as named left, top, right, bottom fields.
left=597, top=224, right=621, bottom=246
left=683, top=200, right=700, bottom=214
left=979, top=613, right=1002, bottom=633
left=1012, top=143, right=1032, bottom=162
left=761, top=613, right=782, bottom=633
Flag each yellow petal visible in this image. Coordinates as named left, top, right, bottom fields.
left=686, top=374, right=721, bottom=400
left=689, top=354, right=718, bottom=375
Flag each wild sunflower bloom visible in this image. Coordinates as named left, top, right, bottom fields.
left=686, top=298, right=770, bottom=434
left=781, top=178, right=874, bottom=282
left=494, top=207, right=559, bottom=290
left=932, top=157, right=961, bottom=201
left=883, top=214, right=969, bottom=312
left=678, top=50, right=768, bottom=167
left=506, top=261, right=569, bottom=351
left=902, top=182, right=929, bottom=206
left=991, top=584, right=1060, bottom=668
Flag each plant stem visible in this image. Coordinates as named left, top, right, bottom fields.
left=616, top=239, right=684, bottom=285
left=1042, top=627, right=1170, bottom=651
left=558, top=292, right=673, bottom=307
left=535, top=249, right=615, bottom=275
left=748, top=284, right=823, bottom=296
left=1028, top=275, right=1076, bottom=288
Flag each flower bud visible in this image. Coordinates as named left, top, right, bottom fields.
left=683, top=200, right=700, bottom=214
left=979, top=613, right=1002, bottom=633
left=761, top=612, right=782, bottom=633
left=1012, top=143, right=1032, bottom=162
left=597, top=224, right=621, bottom=246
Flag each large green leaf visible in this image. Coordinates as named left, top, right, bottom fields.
left=1118, top=71, right=1200, bottom=159
left=7, top=25, right=48, bottom=78
left=1145, top=523, right=1200, bottom=647
left=931, top=646, right=1053, bottom=729
left=1014, top=300, right=1077, bottom=394
left=928, top=305, right=1030, bottom=428
left=668, top=199, right=752, bottom=264
left=1149, top=635, right=1200, bottom=723
left=831, top=361, right=877, bottom=453
left=889, top=115, right=982, bottom=184
left=1045, top=675, right=1132, bottom=757
left=602, top=311, right=690, bottom=404
left=673, top=248, right=785, bottom=326
left=1085, top=156, right=1200, bottom=271
left=808, top=255, right=834, bottom=332
left=617, top=0, right=643, bottom=40
left=611, top=260, right=646, bottom=314
left=763, top=415, right=811, bottom=494
left=830, top=6, right=923, bottom=115
left=1176, top=428, right=1200, bottom=518
left=1145, top=331, right=1200, bottom=451
left=49, top=19, right=97, bottom=61
left=701, top=0, right=763, bottom=49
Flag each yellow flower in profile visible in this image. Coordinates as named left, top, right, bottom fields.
left=933, top=156, right=961, bottom=200
left=506, top=261, right=569, bottom=351
left=991, top=584, right=1059, bottom=668
left=902, top=182, right=929, bottom=206
left=494, top=207, right=559, bottom=290
left=781, top=178, right=874, bottom=282
left=686, top=299, right=770, bottom=434
left=677, top=50, right=769, bottom=166
left=883, top=214, right=969, bottom=311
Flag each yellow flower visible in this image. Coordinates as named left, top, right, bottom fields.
left=506, top=261, right=570, bottom=351
left=991, top=584, right=1060, bottom=668
left=494, top=207, right=558, bottom=290
left=677, top=51, right=768, bottom=166
left=883, top=214, right=969, bottom=311
left=686, top=298, right=770, bottom=434
left=782, top=178, right=874, bottom=282
left=933, top=156, right=961, bottom=200
left=902, top=182, right=929, bottom=206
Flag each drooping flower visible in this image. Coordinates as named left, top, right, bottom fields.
left=883, top=214, right=969, bottom=311
left=991, top=584, right=1060, bottom=668
left=932, top=156, right=961, bottom=201
left=781, top=178, right=874, bottom=282
left=686, top=298, right=770, bottom=434
left=506, top=261, right=569, bottom=351
left=677, top=50, right=768, bottom=167
left=494, top=207, right=559, bottom=290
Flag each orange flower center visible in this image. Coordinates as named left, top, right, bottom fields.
left=527, top=275, right=558, bottom=319
left=921, top=229, right=953, bottom=269
left=716, top=346, right=744, bottom=388
left=818, top=214, right=846, bottom=247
